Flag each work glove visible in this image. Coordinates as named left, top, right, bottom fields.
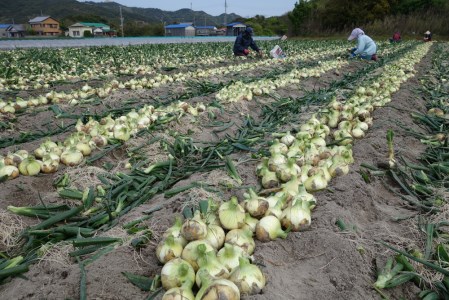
left=243, top=49, right=250, bottom=55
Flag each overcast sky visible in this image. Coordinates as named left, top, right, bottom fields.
left=82, top=1, right=298, bottom=18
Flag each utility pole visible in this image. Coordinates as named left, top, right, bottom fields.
left=224, top=0, right=228, bottom=25
left=119, top=6, right=124, bottom=37
left=191, top=2, right=195, bottom=26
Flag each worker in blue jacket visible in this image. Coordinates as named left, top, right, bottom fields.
left=347, top=28, right=378, bottom=61
left=233, top=27, right=263, bottom=57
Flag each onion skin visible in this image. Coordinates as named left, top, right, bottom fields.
left=161, top=258, right=195, bottom=290
left=162, top=287, right=194, bottom=300
left=280, top=200, right=312, bottom=232
left=195, top=269, right=240, bottom=300
left=255, top=216, right=288, bottom=242
left=156, top=235, right=183, bottom=264
left=0, top=165, right=19, bottom=180
left=181, top=212, right=208, bottom=241
left=204, top=224, right=225, bottom=250
left=218, top=196, right=245, bottom=230
left=229, top=258, right=266, bottom=295
left=225, top=229, right=255, bottom=255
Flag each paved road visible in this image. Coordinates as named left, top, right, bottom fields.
left=0, top=36, right=279, bottom=49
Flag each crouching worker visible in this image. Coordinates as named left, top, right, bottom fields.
left=423, top=31, right=432, bottom=42
left=347, top=28, right=378, bottom=61
left=389, top=32, right=401, bottom=43
left=233, top=27, right=263, bottom=57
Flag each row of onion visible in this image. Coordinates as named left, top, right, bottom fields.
left=0, top=101, right=206, bottom=180
left=155, top=42, right=431, bottom=299
left=0, top=44, right=348, bottom=114
left=214, top=40, right=413, bottom=105
left=0, top=44, right=239, bottom=92
left=216, top=58, right=348, bottom=103
left=0, top=41, right=351, bottom=93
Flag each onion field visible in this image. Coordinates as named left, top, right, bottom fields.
left=0, top=39, right=448, bottom=300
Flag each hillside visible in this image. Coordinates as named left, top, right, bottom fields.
left=0, top=0, right=241, bottom=27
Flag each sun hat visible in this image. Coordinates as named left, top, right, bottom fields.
left=348, top=28, right=365, bottom=41
left=425, top=31, right=430, bottom=34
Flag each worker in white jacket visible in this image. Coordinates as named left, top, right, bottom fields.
left=347, top=28, right=378, bottom=61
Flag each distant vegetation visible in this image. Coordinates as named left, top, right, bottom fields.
left=288, top=0, right=449, bottom=37
left=0, top=0, right=239, bottom=36
left=236, top=15, right=289, bottom=36
left=1, top=0, right=447, bottom=38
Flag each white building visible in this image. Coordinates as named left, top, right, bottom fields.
left=68, top=22, right=113, bottom=38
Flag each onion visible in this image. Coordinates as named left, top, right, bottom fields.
left=113, top=124, right=131, bottom=141
left=41, top=157, right=59, bottom=174
left=156, top=235, right=184, bottom=264
left=265, top=192, right=286, bottom=208
left=218, top=196, right=245, bottom=230
left=280, top=131, right=296, bottom=147
left=195, top=269, right=240, bottom=300
left=0, top=164, right=19, bottom=180
left=268, top=152, right=287, bottom=172
left=243, top=188, right=269, bottom=219
left=242, top=213, right=259, bottom=233
left=333, top=129, right=353, bottom=146
left=225, top=228, right=255, bottom=255
left=161, top=258, right=195, bottom=290
left=162, top=286, right=194, bottom=300
left=181, top=240, right=215, bottom=271
left=328, top=158, right=350, bottom=178
left=281, top=175, right=303, bottom=201
left=281, top=199, right=313, bottom=231
left=204, top=224, right=225, bottom=250
left=255, top=157, right=268, bottom=176
left=18, top=157, right=42, bottom=176
left=217, top=243, right=250, bottom=272
left=34, top=146, right=48, bottom=159
left=327, top=109, right=341, bottom=128
left=255, top=215, right=288, bottom=242
left=181, top=211, right=207, bottom=241
left=264, top=195, right=286, bottom=219
left=61, top=147, right=84, bottom=166
left=76, top=142, right=92, bottom=156
left=229, top=258, right=266, bottom=295
left=90, top=135, right=108, bottom=148
left=163, top=217, right=188, bottom=247
left=290, top=184, right=316, bottom=209
left=304, top=169, right=328, bottom=192
left=276, top=157, right=301, bottom=182
left=4, top=150, right=28, bottom=167
left=195, top=244, right=230, bottom=287
left=260, top=167, right=279, bottom=189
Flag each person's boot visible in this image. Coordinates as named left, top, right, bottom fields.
left=371, top=54, right=378, bottom=61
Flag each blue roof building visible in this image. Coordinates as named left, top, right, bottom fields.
left=164, top=23, right=195, bottom=37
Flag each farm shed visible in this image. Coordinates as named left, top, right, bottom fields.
left=165, top=24, right=195, bottom=37
left=0, top=24, right=11, bottom=38
left=195, top=26, right=217, bottom=36
left=6, top=24, right=26, bottom=38
left=226, top=22, right=246, bottom=36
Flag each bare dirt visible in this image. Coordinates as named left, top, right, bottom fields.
left=0, top=49, right=432, bottom=300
